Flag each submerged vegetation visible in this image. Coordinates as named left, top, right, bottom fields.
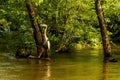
left=0, top=0, right=120, bottom=54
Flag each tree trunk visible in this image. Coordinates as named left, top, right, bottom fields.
left=25, top=0, right=46, bottom=58
left=95, top=0, right=111, bottom=57
left=55, top=39, right=72, bottom=53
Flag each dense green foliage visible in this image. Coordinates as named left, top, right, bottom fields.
left=0, top=0, right=120, bottom=52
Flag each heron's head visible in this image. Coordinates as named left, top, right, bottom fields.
left=40, top=24, right=47, bottom=29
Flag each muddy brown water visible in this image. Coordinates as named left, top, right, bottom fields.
left=0, top=49, right=120, bottom=80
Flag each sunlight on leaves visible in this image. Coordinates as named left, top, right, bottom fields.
left=32, top=0, right=43, bottom=6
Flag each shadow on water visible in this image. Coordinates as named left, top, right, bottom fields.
left=0, top=49, right=120, bottom=80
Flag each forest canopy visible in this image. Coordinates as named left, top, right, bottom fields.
left=0, top=0, right=120, bottom=53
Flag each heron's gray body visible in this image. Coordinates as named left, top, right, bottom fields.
left=41, top=24, right=50, bottom=51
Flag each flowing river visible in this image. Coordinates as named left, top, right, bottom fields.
left=0, top=49, right=120, bottom=80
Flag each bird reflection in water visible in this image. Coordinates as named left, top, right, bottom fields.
left=28, top=59, right=51, bottom=80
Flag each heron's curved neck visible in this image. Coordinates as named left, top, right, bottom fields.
left=44, top=27, right=48, bottom=40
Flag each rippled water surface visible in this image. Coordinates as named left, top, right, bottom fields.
left=0, top=50, right=120, bottom=80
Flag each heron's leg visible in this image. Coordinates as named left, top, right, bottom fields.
left=38, top=47, right=45, bottom=58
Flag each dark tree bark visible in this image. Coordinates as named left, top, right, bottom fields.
left=95, top=0, right=111, bottom=57
left=25, top=0, right=47, bottom=58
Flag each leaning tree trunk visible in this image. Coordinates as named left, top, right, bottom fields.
left=25, top=0, right=46, bottom=58
left=95, top=0, right=111, bottom=57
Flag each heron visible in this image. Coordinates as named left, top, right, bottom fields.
left=40, top=24, right=50, bottom=52
left=16, top=24, right=51, bottom=59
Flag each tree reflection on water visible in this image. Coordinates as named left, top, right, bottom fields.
left=102, top=57, right=110, bottom=80
left=0, top=50, right=120, bottom=80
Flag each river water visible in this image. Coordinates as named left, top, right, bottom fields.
left=0, top=49, right=120, bottom=80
